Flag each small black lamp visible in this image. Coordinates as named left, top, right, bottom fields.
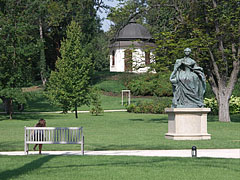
left=192, top=146, right=197, bottom=157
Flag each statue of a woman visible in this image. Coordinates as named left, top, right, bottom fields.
left=170, top=48, right=206, bottom=108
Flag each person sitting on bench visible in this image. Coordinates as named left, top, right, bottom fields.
left=33, top=119, right=46, bottom=154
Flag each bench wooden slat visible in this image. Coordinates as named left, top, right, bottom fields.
left=24, top=126, right=84, bottom=155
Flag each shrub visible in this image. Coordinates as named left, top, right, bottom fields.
left=126, top=73, right=172, bottom=97
left=204, top=97, right=218, bottom=115
left=127, top=97, right=172, bottom=114
left=90, top=88, right=103, bottom=116
left=232, top=79, right=240, bottom=97
left=204, top=95, right=240, bottom=115
left=229, top=96, right=240, bottom=114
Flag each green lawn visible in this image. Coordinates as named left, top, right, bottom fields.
left=0, top=155, right=239, bottom=180
left=0, top=109, right=239, bottom=180
left=22, top=90, right=154, bottom=112
left=0, top=112, right=239, bottom=151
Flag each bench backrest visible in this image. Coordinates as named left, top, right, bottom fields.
left=25, top=127, right=83, bottom=144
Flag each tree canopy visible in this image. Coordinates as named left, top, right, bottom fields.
left=0, top=0, right=39, bottom=119
left=47, top=21, right=93, bottom=118
left=0, top=0, right=109, bottom=118
left=108, top=0, right=240, bottom=122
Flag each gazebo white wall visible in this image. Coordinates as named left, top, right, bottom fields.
left=110, top=46, right=154, bottom=73
left=109, top=20, right=155, bottom=73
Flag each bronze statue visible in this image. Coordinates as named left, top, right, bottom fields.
left=170, top=48, right=206, bottom=108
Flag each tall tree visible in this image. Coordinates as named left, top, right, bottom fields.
left=43, top=0, right=108, bottom=72
left=106, top=0, right=239, bottom=122
left=153, top=0, right=240, bottom=122
left=0, top=0, right=39, bottom=119
left=47, top=21, right=93, bottom=118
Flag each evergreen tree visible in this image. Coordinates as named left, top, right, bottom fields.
left=47, top=21, right=93, bottom=118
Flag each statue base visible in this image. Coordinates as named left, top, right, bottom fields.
left=165, top=108, right=211, bottom=140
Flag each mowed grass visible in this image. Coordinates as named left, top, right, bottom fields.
left=0, top=155, right=239, bottom=180
left=0, top=112, right=239, bottom=151
left=22, top=90, right=154, bottom=112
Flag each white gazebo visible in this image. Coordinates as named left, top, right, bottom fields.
left=109, top=20, right=155, bottom=73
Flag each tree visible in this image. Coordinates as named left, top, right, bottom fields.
left=47, top=21, right=93, bottom=118
left=106, top=0, right=239, bottom=122
left=42, top=0, right=108, bottom=73
left=0, top=0, right=39, bottom=119
left=107, top=0, right=148, bottom=37
left=153, top=0, right=240, bottom=122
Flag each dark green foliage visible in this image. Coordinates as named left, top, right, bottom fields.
left=90, top=33, right=109, bottom=72
left=204, top=82, right=215, bottom=98
left=126, top=73, right=172, bottom=97
left=107, top=0, right=148, bottom=38
left=151, top=0, right=240, bottom=122
left=90, top=88, right=103, bottom=116
left=232, top=79, right=240, bottom=97
left=46, top=21, right=93, bottom=117
left=127, top=97, right=172, bottom=114
left=0, top=0, right=40, bottom=118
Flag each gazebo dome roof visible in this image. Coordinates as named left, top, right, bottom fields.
left=115, top=20, right=152, bottom=41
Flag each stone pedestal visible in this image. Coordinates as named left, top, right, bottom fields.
left=165, top=108, right=211, bottom=140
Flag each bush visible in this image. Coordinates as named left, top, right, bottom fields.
left=232, top=79, right=240, bottom=97
left=204, top=95, right=240, bottom=115
left=126, top=73, right=172, bottom=97
left=90, top=88, right=103, bottom=116
left=229, top=96, right=240, bottom=114
left=204, top=97, right=218, bottom=115
left=126, top=97, right=172, bottom=114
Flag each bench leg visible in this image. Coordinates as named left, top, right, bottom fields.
left=27, top=144, right=29, bottom=155
left=24, top=143, right=29, bottom=155
left=81, top=136, right=84, bottom=155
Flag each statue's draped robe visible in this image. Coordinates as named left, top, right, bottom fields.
left=170, top=58, right=206, bottom=108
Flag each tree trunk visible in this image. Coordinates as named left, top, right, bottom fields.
left=75, top=103, right=78, bottom=119
left=39, top=18, right=47, bottom=86
left=2, top=97, right=14, bottom=119
left=218, top=93, right=230, bottom=122
left=9, top=99, right=13, bottom=120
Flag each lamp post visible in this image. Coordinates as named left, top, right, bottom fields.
left=192, top=146, right=197, bottom=157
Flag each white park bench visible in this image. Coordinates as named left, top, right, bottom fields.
left=24, top=127, right=84, bottom=155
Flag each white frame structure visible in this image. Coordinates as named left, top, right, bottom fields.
left=122, top=90, right=131, bottom=105
left=24, top=127, right=84, bottom=155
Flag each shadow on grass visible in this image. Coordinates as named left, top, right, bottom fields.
left=230, top=114, right=240, bottom=122
left=40, top=156, right=239, bottom=173
left=0, top=114, right=9, bottom=121
left=0, top=142, right=21, bottom=151
left=128, top=117, right=167, bottom=123
left=92, top=144, right=173, bottom=151
left=0, top=113, right=61, bottom=121
left=44, top=157, right=173, bottom=169
left=208, top=114, right=240, bottom=123
left=129, top=118, right=144, bottom=122
left=0, top=156, right=54, bottom=180
left=148, top=118, right=168, bottom=123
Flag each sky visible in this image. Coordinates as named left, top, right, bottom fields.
left=98, top=0, right=119, bottom=32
